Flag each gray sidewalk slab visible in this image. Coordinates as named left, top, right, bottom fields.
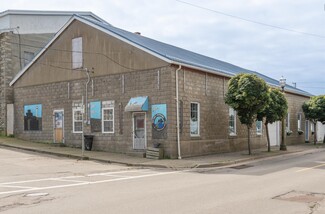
left=0, top=137, right=324, bottom=169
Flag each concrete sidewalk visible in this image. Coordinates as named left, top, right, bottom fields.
left=0, top=137, right=324, bottom=169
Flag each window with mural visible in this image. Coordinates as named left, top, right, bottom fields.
left=24, top=104, right=42, bottom=131
left=73, top=108, right=83, bottom=133
left=190, top=102, right=200, bottom=136
left=90, top=101, right=101, bottom=132
left=229, top=107, right=236, bottom=135
left=256, top=120, right=263, bottom=135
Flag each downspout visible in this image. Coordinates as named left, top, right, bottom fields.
left=176, top=65, right=182, bottom=159
left=85, top=68, right=90, bottom=124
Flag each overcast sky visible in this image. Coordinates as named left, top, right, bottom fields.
left=1, top=0, right=325, bottom=95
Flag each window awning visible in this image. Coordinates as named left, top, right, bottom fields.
left=125, top=96, right=149, bottom=112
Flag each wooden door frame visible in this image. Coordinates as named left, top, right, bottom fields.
left=53, top=109, right=64, bottom=143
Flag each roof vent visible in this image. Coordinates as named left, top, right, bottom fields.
left=134, top=32, right=141, bottom=35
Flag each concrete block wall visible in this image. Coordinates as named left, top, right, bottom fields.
left=13, top=64, right=311, bottom=158
left=14, top=66, right=176, bottom=155
left=0, top=32, right=53, bottom=135
left=175, top=68, right=267, bottom=157
left=285, top=93, right=311, bottom=144
left=0, top=33, right=12, bottom=134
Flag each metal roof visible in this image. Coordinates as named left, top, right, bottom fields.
left=80, top=16, right=311, bottom=97
left=10, top=15, right=312, bottom=97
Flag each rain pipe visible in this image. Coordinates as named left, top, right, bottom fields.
left=176, top=65, right=182, bottom=159
left=84, top=68, right=91, bottom=124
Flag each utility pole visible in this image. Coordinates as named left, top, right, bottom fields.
left=80, top=67, right=93, bottom=158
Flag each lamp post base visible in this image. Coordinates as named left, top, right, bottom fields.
left=280, top=144, right=287, bottom=151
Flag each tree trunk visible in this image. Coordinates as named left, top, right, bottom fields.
left=314, top=122, right=317, bottom=145
left=247, top=126, right=251, bottom=155
left=265, top=123, right=270, bottom=152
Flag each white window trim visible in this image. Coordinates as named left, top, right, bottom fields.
left=102, top=107, right=114, bottom=133
left=286, top=113, right=290, bottom=132
left=297, top=113, right=302, bottom=131
left=73, top=108, right=82, bottom=133
left=190, top=102, right=200, bottom=137
left=256, top=120, right=263, bottom=135
left=229, top=108, right=237, bottom=136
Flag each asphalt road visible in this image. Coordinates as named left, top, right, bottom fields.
left=1, top=147, right=325, bottom=214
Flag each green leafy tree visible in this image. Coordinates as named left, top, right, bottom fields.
left=257, top=88, right=288, bottom=152
left=225, top=73, right=269, bottom=155
left=302, top=95, right=325, bottom=144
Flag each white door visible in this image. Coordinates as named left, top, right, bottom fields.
left=269, top=121, right=280, bottom=146
left=133, top=113, right=146, bottom=150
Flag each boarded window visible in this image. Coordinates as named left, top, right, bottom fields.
left=72, top=37, right=83, bottom=69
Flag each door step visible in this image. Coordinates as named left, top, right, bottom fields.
left=146, top=147, right=164, bottom=159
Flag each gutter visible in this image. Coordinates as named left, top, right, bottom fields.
left=176, top=65, right=182, bottom=159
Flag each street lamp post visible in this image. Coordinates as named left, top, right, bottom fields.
left=279, top=76, right=287, bottom=151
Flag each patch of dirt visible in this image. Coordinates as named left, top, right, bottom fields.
left=274, top=190, right=325, bottom=214
left=274, top=190, right=325, bottom=203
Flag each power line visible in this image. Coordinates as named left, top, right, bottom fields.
left=7, top=54, right=170, bottom=73
left=299, top=86, right=325, bottom=89
left=2, top=40, right=167, bottom=71
left=295, top=82, right=325, bottom=84
left=176, top=0, right=325, bottom=39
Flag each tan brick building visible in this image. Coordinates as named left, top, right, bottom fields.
left=10, top=15, right=314, bottom=158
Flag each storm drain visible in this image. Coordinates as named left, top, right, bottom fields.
left=229, top=164, right=253, bottom=170
left=274, top=190, right=325, bottom=203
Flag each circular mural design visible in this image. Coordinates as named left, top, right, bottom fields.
left=152, top=113, right=167, bottom=131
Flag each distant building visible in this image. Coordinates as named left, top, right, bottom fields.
left=0, top=10, right=107, bottom=135
left=10, top=15, right=316, bottom=158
